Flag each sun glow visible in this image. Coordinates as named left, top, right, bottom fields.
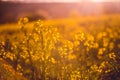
left=91, top=0, right=119, bottom=2
left=2, top=0, right=120, bottom=2
left=1, top=0, right=82, bottom=2
left=1, top=0, right=118, bottom=3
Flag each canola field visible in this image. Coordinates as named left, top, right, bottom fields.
left=0, top=15, right=120, bottom=80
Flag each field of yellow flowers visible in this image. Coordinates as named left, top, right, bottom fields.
left=0, top=15, right=120, bottom=80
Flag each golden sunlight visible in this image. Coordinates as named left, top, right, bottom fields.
left=0, top=0, right=120, bottom=79
left=2, top=0, right=118, bottom=2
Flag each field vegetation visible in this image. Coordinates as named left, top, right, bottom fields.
left=0, top=15, right=120, bottom=80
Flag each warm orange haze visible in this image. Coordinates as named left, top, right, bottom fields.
left=0, top=0, right=120, bottom=80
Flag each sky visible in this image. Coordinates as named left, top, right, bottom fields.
left=1, top=0, right=120, bottom=2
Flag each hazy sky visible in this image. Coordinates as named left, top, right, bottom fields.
left=2, top=0, right=120, bottom=2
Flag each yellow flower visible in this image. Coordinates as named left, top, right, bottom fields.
left=68, top=54, right=76, bottom=60
left=75, top=32, right=85, bottom=41
left=87, top=34, right=94, bottom=41
left=18, top=17, right=29, bottom=25
left=103, top=38, right=109, bottom=47
left=105, top=69, right=111, bottom=73
left=109, top=42, right=114, bottom=50
left=98, top=48, right=105, bottom=55
left=109, top=52, right=116, bottom=59
left=51, top=58, right=56, bottom=64
left=99, top=62, right=106, bottom=69
left=74, top=40, right=80, bottom=47
left=17, top=64, right=22, bottom=70
left=65, top=40, right=73, bottom=50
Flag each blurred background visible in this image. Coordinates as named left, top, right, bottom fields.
left=0, top=0, right=120, bottom=24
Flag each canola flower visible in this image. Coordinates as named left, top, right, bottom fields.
left=0, top=15, right=120, bottom=80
